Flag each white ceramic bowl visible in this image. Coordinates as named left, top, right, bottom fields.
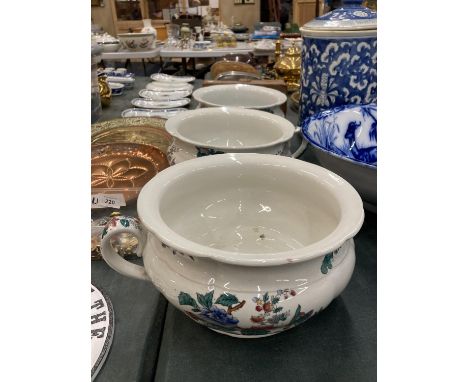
left=100, top=153, right=364, bottom=338
left=165, top=107, right=297, bottom=164
left=192, top=84, right=287, bottom=111
left=118, top=33, right=155, bottom=51
left=100, top=41, right=120, bottom=52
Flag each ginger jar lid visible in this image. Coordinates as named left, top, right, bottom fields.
left=301, top=0, right=376, bottom=37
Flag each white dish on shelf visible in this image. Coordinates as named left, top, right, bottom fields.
left=150, top=73, right=195, bottom=83
left=121, top=108, right=189, bottom=119
left=146, top=81, right=193, bottom=92
left=139, top=89, right=192, bottom=101
left=131, top=97, right=191, bottom=109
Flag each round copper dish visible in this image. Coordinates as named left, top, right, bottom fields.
left=91, top=117, right=171, bottom=154
left=91, top=143, right=169, bottom=202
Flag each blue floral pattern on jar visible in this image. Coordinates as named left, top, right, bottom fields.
left=300, top=37, right=377, bottom=123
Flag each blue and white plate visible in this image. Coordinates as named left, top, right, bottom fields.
left=301, top=103, right=377, bottom=167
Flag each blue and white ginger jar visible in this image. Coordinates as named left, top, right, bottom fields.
left=299, top=0, right=377, bottom=124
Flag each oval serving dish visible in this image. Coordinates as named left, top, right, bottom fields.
left=150, top=73, right=195, bottom=83
left=138, top=89, right=192, bottom=101
left=131, top=97, right=191, bottom=109
left=146, top=82, right=193, bottom=92
left=121, top=108, right=189, bottom=119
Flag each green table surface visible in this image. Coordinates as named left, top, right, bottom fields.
left=92, top=74, right=376, bottom=382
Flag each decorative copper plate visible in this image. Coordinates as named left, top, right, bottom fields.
left=91, top=143, right=169, bottom=201
left=91, top=117, right=171, bottom=154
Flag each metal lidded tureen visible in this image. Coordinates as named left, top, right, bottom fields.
left=299, top=0, right=376, bottom=123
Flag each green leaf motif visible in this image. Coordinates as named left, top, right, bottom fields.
left=271, top=297, right=280, bottom=304
left=215, top=293, right=239, bottom=307
left=273, top=307, right=283, bottom=313
left=101, top=227, right=108, bottom=239
left=197, top=290, right=214, bottom=309
left=120, top=219, right=130, bottom=227
left=178, top=292, right=198, bottom=309
left=263, top=292, right=269, bottom=302
left=291, top=305, right=302, bottom=323
left=321, top=254, right=334, bottom=274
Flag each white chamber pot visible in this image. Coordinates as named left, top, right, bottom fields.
left=164, top=107, right=303, bottom=165
left=192, top=84, right=287, bottom=116
left=100, top=153, right=364, bottom=338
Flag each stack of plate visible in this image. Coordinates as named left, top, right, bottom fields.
left=122, top=73, right=195, bottom=119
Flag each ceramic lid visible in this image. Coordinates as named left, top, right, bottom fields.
left=301, top=0, right=376, bottom=34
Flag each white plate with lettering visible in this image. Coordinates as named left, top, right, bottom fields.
left=91, top=284, right=114, bottom=381
left=146, top=81, right=193, bottom=92
left=150, top=73, right=195, bottom=83
left=121, top=107, right=189, bottom=119
left=138, top=88, right=192, bottom=101
left=131, top=97, right=191, bottom=109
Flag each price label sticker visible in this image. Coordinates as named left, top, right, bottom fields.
left=91, top=194, right=126, bottom=209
